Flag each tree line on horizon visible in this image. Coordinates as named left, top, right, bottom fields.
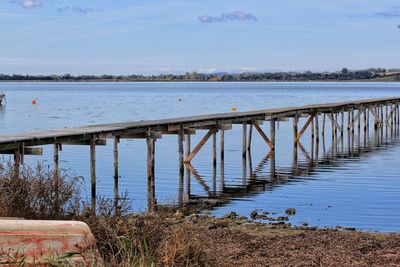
left=1, top=68, right=399, bottom=82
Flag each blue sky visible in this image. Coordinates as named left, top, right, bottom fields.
left=0, top=0, right=399, bottom=74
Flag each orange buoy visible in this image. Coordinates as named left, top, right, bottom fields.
left=32, top=99, right=37, bottom=105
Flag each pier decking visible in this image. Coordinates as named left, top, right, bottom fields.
left=1, top=97, right=400, bottom=211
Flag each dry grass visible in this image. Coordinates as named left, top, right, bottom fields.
left=0, top=160, right=81, bottom=219
left=0, top=161, right=399, bottom=266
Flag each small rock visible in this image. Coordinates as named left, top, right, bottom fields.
left=285, top=208, right=296, bottom=215
left=250, top=210, right=258, bottom=220
left=223, top=211, right=238, bottom=220
left=277, top=216, right=289, bottom=222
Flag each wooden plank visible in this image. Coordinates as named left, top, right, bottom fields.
left=163, top=128, right=196, bottom=135
left=64, top=139, right=107, bottom=146
left=0, top=98, right=400, bottom=149
left=120, top=132, right=162, bottom=139
left=184, top=128, right=216, bottom=163
left=254, top=124, right=274, bottom=149
left=0, top=147, right=43, bottom=155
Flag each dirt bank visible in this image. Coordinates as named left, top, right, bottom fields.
left=82, top=209, right=400, bottom=267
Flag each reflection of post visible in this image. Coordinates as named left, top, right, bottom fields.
left=270, top=151, right=276, bottom=180
left=248, top=149, right=253, bottom=180
left=90, top=138, right=96, bottom=212
left=292, top=144, right=298, bottom=176
left=146, top=132, right=156, bottom=211
left=185, top=133, right=191, bottom=201
left=220, top=150, right=225, bottom=191
left=242, top=155, right=247, bottom=186
left=242, top=123, right=247, bottom=159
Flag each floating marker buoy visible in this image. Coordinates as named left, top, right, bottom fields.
left=231, top=106, right=237, bottom=112
left=32, top=99, right=37, bottom=105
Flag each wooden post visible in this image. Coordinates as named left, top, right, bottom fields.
left=315, top=114, right=319, bottom=143
left=332, top=112, right=338, bottom=149
left=293, top=114, right=298, bottom=146
left=178, top=127, right=184, bottom=207
left=90, top=138, right=96, bottom=211
left=322, top=114, right=326, bottom=137
left=54, top=143, right=60, bottom=214
left=113, top=137, right=119, bottom=212
left=220, top=129, right=225, bottom=160
left=13, top=147, right=21, bottom=178
left=54, top=143, right=59, bottom=178
left=212, top=131, right=217, bottom=168
left=242, top=123, right=247, bottom=158
left=293, top=114, right=298, bottom=163
left=341, top=111, right=344, bottom=139
left=146, top=132, right=156, bottom=211
left=178, top=127, right=184, bottom=179
left=331, top=111, right=335, bottom=146
left=185, top=132, right=191, bottom=202
left=247, top=124, right=253, bottom=151
left=363, top=108, right=367, bottom=147
left=270, top=119, right=276, bottom=150
left=311, top=116, right=315, bottom=142
left=347, top=110, right=351, bottom=153
left=351, top=109, right=355, bottom=149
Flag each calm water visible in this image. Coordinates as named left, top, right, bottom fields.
left=1, top=82, right=400, bottom=232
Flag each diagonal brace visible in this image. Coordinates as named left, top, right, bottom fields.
left=295, top=112, right=317, bottom=144
left=327, top=113, right=343, bottom=132
left=184, top=127, right=217, bottom=163
left=254, top=124, right=275, bottom=150
left=369, top=109, right=383, bottom=126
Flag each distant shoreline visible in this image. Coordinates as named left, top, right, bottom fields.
left=0, top=79, right=399, bottom=83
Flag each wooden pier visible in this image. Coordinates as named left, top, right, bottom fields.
left=1, top=97, right=400, bottom=211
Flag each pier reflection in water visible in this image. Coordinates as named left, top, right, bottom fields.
left=141, top=109, right=399, bottom=220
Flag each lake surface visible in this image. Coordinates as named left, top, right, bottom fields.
left=1, top=82, right=400, bottom=232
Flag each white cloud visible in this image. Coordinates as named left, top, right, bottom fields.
left=198, top=11, right=257, bottom=23
left=11, top=0, right=42, bottom=9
